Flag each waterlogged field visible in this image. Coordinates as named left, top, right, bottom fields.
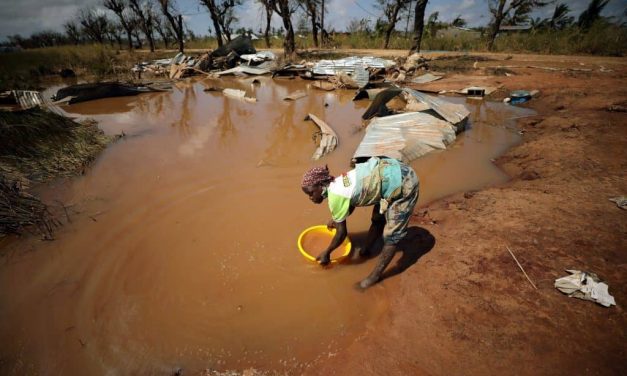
left=0, top=77, right=532, bottom=374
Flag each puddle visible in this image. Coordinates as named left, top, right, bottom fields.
left=0, top=78, right=533, bottom=374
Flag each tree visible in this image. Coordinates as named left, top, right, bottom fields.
left=301, top=0, right=320, bottom=47
left=486, top=0, right=549, bottom=50
left=78, top=8, right=110, bottom=44
left=257, top=0, right=274, bottom=48
left=154, top=15, right=172, bottom=48
left=129, top=0, right=156, bottom=51
left=157, top=0, right=185, bottom=52
left=426, top=11, right=439, bottom=37
left=348, top=18, right=372, bottom=33
left=64, top=21, right=82, bottom=45
left=452, top=15, right=467, bottom=28
left=377, top=0, right=411, bottom=49
left=409, top=0, right=427, bottom=54
left=107, top=21, right=125, bottom=48
left=272, top=0, right=298, bottom=59
left=103, top=0, right=134, bottom=50
left=578, top=0, right=609, bottom=30
left=549, top=3, right=573, bottom=30
left=200, top=0, right=241, bottom=46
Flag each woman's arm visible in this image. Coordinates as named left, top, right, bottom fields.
left=316, top=220, right=348, bottom=266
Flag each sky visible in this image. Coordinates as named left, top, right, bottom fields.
left=0, top=0, right=625, bottom=42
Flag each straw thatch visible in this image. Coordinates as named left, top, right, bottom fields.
left=0, top=107, right=112, bottom=238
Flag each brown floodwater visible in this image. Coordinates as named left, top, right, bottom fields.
left=0, top=77, right=533, bottom=375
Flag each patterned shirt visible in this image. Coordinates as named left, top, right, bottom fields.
left=327, top=157, right=403, bottom=222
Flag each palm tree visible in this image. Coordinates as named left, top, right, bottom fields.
left=578, top=0, right=609, bottom=30
left=549, top=3, right=574, bottom=30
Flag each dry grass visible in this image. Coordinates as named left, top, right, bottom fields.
left=0, top=107, right=113, bottom=238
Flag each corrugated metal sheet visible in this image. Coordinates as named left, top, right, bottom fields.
left=403, top=88, right=469, bottom=126
left=353, top=112, right=456, bottom=163
left=12, top=90, right=44, bottom=110
left=411, top=73, right=443, bottom=84
left=307, top=113, right=338, bottom=160
left=312, top=56, right=395, bottom=76
left=352, top=66, right=370, bottom=89
left=216, top=66, right=270, bottom=76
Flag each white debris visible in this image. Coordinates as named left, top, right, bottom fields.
left=554, top=270, right=616, bottom=307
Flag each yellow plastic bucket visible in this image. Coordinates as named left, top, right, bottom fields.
left=297, top=225, right=352, bottom=264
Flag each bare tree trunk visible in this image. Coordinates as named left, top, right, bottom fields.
left=320, top=0, right=325, bottom=45
left=158, top=0, right=184, bottom=52
left=305, top=0, right=318, bottom=48
left=409, top=0, right=427, bottom=54
left=103, top=0, right=134, bottom=50
left=264, top=5, right=272, bottom=48
left=487, top=0, right=506, bottom=51
left=177, top=14, right=183, bottom=52
left=274, top=0, right=296, bottom=59
left=383, top=3, right=404, bottom=49
left=129, top=0, right=156, bottom=52
left=201, top=0, right=224, bottom=47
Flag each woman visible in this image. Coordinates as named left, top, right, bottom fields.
left=301, top=157, right=419, bottom=289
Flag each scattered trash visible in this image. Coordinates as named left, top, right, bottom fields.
left=363, top=88, right=470, bottom=127
left=402, top=53, right=429, bottom=72
left=222, top=88, right=256, bottom=103
left=305, top=113, right=338, bottom=160
left=607, top=104, right=627, bottom=112
left=215, top=66, right=271, bottom=76
left=504, top=90, right=540, bottom=105
left=411, top=73, right=443, bottom=84
left=240, top=51, right=276, bottom=64
left=0, top=90, right=44, bottom=110
left=272, top=64, right=309, bottom=79
left=609, top=196, right=627, bottom=210
left=284, top=90, right=307, bottom=101
left=312, top=56, right=395, bottom=76
left=52, top=82, right=171, bottom=105
left=453, top=86, right=499, bottom=98
left=352, top=87, right=388, bottom=101
left=311, top=81, right=336, bottom=91
left=554, top=270, right=616, bottom=307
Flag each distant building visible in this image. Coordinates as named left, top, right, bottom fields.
left=499, top=25, right=532, bottom=32
left=436, top=26, right=481, bottom=39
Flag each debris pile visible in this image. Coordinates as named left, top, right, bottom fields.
left=0, top=107, right=113, bottom=238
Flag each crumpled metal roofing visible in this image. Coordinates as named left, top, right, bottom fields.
left=10, top=90, right=44, bottom=110
left=353, top=112, right=457, bottom=163
left=403, top=88, right=470, bottom=126
left=312, top=56, right=395, bottom=75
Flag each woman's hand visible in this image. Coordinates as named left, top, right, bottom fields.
left=326, top=219, right=336, bottom=230
left=316, top=252, right=331, bottom=266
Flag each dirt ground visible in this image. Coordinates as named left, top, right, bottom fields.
left=298, top=51, right=627, bottom=376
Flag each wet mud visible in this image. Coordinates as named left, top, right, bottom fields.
left=0, top=77, right=532, bottom=374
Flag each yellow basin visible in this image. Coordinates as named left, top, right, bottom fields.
left=297, top=225, right=352, bottom=264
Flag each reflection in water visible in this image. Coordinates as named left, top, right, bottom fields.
left=0, top=78, right=533, bottom=375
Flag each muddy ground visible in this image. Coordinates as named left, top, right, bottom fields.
left=299, top=51, right=627, bottom=376
left=1, top=50, right=625, bottom=375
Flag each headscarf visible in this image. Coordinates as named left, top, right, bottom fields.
left=301, top=165, right=334, bottom=188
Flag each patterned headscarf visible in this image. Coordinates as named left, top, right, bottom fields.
left=301, top=166, right=334, bottom=188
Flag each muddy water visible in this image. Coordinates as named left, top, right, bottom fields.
left=0, top=78, right=533, bottom=375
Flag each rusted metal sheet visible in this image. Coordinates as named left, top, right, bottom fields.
left=306, top=113, right=338, bottom=160
left=353, top=112, right=456, bottom=163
